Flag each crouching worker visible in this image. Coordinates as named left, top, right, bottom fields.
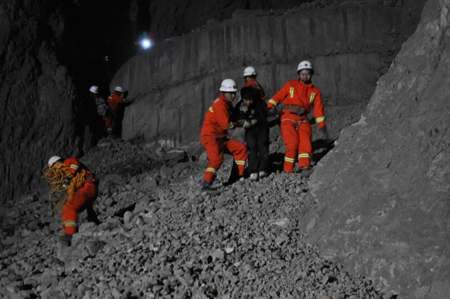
left=233, top=86, right=269, bottom=181
left=200, top=79, right=248, bottom=196
left=43, top=156, right=101, bottom=246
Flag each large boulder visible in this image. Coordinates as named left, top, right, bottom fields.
left=303, top=0, right=450, bottom=297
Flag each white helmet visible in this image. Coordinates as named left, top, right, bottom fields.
left=115, top=86, right=123, bottom=92
left=48, top=156, right=62, bottom=167
left=243, top=66, right=257, bottom=77
left=219, top=79, right=238, bottom=92
left=89, top=85, right=98, bottom=94
left=297, top=60, right=314, bottom=74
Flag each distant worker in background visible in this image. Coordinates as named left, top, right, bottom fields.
left=200, top=79, right=248, bottom=195
left=243, top=66, right=265, bottom=102
left=43, top=156, right=100, bottom=246
left=89, top=85, right=109, bottom=121
left=233, top=86, right=269, bottom=181
left=267, top=60, right=327, bottom=175
left=89, top=86, right=109, bottom=138
left=105, top=86, right=131, bottom=137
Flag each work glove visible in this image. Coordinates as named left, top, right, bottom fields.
left=283, top=105, right=306, bottom=115
left=267, top=107, right=278, bottom=117
left=320, top=126, right=330, bottom=141
left=239, top=104, right=248, bottom=113
left=123, top=90, right=129, bottom=98
left=237, top=119, right=253, bottom=129
left=62, top=177, right=72, bottom=189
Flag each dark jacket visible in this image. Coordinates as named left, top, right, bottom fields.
left=232, top=99, right=268, bottom=128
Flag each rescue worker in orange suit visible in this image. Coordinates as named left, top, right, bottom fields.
left=200, top=79, right=248, bottom=195
left=46, top=156, right=100, bottom=246
left=105, top=86, right=131, bottom=137
left=243, top=66, right=265, bottom=102
left=267, top=60, right=327, bottom=174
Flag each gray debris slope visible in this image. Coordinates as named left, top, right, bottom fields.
left=1, top=138, right=384, bottom=299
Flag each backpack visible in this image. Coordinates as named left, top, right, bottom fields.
left=95, top=97, right=109, bottom=116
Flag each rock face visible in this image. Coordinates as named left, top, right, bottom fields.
left=0, top=1, right=77, bottom=203
left=112, top=2, right=424, bottom=148
left=303, top=0, right=450, bottom=297
left=148, top=0, right=308, bottom=40
left=0, top=0, right=149, bottom=203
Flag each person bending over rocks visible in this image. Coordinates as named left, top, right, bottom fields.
left=43, top=156, right=101, bottom=246
left=200, top=79, right=248, bottom=196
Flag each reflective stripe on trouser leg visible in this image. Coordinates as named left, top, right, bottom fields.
left=62, top=183, right=98, bottom=235
left=104, top=115, right=115, bottom=134
left=281, top=120, right=299, bottom=173
left=298, top=153, right=311, bottom=168
left=226, top=139, right=247, bottom=176
left=297, top=122, right=312, bottom=168
left=63, top=221, right=77, bottom=235
left=201, top=135, right=225, bottom=182
left=204, top=167, right=217, bottom=182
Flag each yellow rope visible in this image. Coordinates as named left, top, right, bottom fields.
left=42, top=162, right=86, bottom=219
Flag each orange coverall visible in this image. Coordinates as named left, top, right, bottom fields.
left=268, top=80, right=326, bottom=172
left=246, top=78, right=266, bottom=102
left=201, top=94, right=248, bottom=182
left=62, top=158, right=98, bottom=235
left=105, top=93, right=130, bottom=134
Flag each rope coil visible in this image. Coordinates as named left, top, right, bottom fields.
left=42, top=162, right=86, bottom=219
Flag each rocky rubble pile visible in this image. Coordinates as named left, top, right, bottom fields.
left=0, top=137, right=386, bottom=299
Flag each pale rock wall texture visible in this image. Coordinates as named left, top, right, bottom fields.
left=112, top=3, right=423, bottom=148
left=303, top=0, right=450, bottom=297
left=148, top=0, right=423, bottom=40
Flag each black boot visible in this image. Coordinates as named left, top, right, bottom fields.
left=58, top=234, right=73, bottom=246
left=87, top=206, right=101, bottom=225
left=200, top=181, right=220, bottom=196
left=297, top=167, right=314, bottom=177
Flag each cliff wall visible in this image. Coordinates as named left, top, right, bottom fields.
left=113, top=3, right=423, bottom=148
left=302, top=0, right=450, bottom=297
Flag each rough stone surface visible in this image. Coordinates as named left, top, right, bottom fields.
left=0, top=0, right=424, bottom=206
left=0, top=137, right=385, bottom=299
left=302, top=0, right=450, bottom=297
left=113, top=1, right=425, bottom=149
left=2, top=0, right=447, bottom=298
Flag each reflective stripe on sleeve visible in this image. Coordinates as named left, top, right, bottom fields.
left=309, top=92, right=316, bottom=104
left=235, top=160, right=245, bottom=166
left=70, top=165, right=79, bottom=170
left=209, top=107, right=214, bottom=113
left=290, top=87, right=294, bottom=98
left=228, top=122, right=235, bottom=130
left=316, top=116, right=325, bottom=123
left=268, top=99, right=278, bottom=106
